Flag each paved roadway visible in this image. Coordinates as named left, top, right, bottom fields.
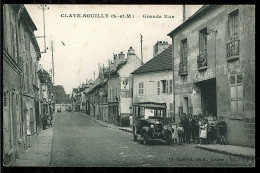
left=50, top=112, right=254, bottom=167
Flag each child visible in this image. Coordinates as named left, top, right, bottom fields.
left=177, top=123, right=184, bottom=145
left=171, top=120, right=178, bottom=144
left=217, top=116, right=227, bottom=145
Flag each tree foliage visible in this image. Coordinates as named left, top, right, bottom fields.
left=38, top=69, right=52, bottom=83
left=52, top=85, right=70, bottom=104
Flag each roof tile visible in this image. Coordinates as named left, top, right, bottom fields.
left=132, top=45, right=172, bottom=74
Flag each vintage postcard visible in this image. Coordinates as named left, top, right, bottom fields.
left=2, top=4, right=255, bottom=167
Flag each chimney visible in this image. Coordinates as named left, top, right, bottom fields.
left=127, top=47, right=135, bottom=55
left=153, top=41, right=170, bottom=57
left=114, top=54, right=119, bottom=67
left=118, top=51, right=125, bottom=60
left=183, top=5, right=186, bottom=22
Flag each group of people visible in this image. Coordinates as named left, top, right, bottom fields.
left=171, top=113, right=227, bottom=145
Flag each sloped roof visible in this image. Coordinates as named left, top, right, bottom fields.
left=167, top=5, right=218, bottom=37
left=131, top=45, right=172, bottom=75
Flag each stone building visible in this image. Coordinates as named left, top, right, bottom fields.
left=107, top=47, right=142, bottom=126
left=84, top=66, right=109, bottom=121
left=132, top=43, right=174, bottom=117
left=168, top=5, right=255, bottom=147
left=3, top=4, right=42, bottom=165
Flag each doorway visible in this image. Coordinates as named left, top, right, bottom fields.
left=183, top=97, right=189, bottom=115
left=195, top=78, right=217, bottom=117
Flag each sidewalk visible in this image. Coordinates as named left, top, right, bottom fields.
left=196, top=144, right=255, bottom=159
left=81, top=113, right=133, bottom=133
left=14, top=126, right=54, bottom=167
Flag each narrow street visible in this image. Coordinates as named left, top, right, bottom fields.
left=50, top=112, right=254, bottom=167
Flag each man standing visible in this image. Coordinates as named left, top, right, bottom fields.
left=181, top=113, right=189, bottom=143
left=217, top=116, right=227, bottom=145
left=186, top=114, right=195, bottom=143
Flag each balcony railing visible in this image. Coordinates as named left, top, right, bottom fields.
left=226, top=39, right=240, bottom=61
left=179, top=60, right=188, bottom=76
left=197, top=53, right=208, bottom=71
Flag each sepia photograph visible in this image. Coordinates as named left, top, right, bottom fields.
left=2, top=4, right=255, bottom=167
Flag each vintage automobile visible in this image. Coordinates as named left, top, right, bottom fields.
left=132, top=102, right=173, bottom=145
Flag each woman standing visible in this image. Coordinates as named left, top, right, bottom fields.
left=197, top=115, right=203, bottom=144
left=171, top=120, right=178, bottom=144
left=200, top=119, right=208, bottom=145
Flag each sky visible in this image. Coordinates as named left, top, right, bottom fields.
left=25, top=5, right=203, bottom=94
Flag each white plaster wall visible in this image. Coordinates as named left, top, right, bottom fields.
left=133, top=71, right=174, bottom=117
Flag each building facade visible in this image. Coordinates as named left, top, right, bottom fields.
left=107, top=47, right=142, bottom=126
left=3, top=4, right=43, bottom=165
left=132, top=44, right=174, bottom=118
left=168, top=5, right=255, bottom=147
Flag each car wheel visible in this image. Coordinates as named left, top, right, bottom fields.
left=166, top=133, right=172, bottom=145
left=143, top=132, right=149, bottom=145
left=133, top=127, right=137, bottom=141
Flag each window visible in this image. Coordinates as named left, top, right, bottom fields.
left=25, top=33, right=30, bottom=58
left=161, top=80, right=166, bottom=93
left=199, top=28, right=207, bottom=55
left=229, top=73, right=243, bottom=114
left=179, top=39, right=188, bottom=75
left=10, top=21, right=17, bottom=63
left=3, top=5, right=8, bottom=50
left=157, top=81, right=160, bottom=94
left=138, top=82, right=144, bottom=95
left=181, top=39, right=188, bottom=63
left=26, top=63, right=30, bottom=93
left=228, top=9, right=239, bottom=40
left=111, top=89, right=113, bottom=101
left=169, top=80, right=173, bottom=93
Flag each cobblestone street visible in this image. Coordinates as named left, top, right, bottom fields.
left=49, top=112, right=254, bottom=167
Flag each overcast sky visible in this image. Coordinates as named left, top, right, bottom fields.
left=25, top=5, right=203, bottom=94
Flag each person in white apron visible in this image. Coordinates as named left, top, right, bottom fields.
left=200, top=119, right=208, bottom=145
left=171, top=120, right=178, bottom=144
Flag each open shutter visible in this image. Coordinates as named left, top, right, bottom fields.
left=3, top=90, right=9, bottom=154
left=229, top=75, right=237, bottom=113
left=236, top=74, right=243, bottom=113
left=157, top=81, right=160, bottom=94
left=166, top=80, right=169, bottom=94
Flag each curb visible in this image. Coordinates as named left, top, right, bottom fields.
left=82, top=114, right=133, bottom=134
left=195, top=145, right=255, bottom=159
left=118, top=128, right=132, bottom=133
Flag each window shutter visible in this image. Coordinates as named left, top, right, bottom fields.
left=237, top=84, right=243, bottom=112
left=3, top=90, right=7, bottom=106
left=230, top=86, right=237, bottom=113
left=157, top=81, right=160, bottom=94
left=169, top=80, right=173, bottom=93
left=166, top=80, right=169, bottom=94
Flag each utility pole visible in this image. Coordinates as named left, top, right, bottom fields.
left=37, top=4, right=49, bottom=53
left=140, top=34, right=143, bottom=65
left=51, top=40, right=55, bottom=84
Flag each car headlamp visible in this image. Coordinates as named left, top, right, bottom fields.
left=150, top=124, right=154, bottom=128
